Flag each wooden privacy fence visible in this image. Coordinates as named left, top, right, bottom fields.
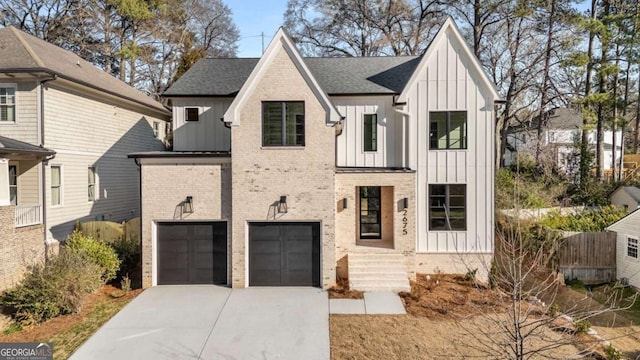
left=558, top=231, right=617, bottom=284
left=77, top=217, right=140, bottom=243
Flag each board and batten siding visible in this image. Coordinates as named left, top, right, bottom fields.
left=171, top=98, right=232, bottom=152
left=333, top=96, right=402, bottom=168
left=0, top=81, right=39, bottom=145
left=403, top=30, right=494, bottom=254
left=43, top=85, right=168, bottom=241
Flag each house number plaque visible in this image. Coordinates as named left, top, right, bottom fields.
left=402, top=209, right=408, bottom=235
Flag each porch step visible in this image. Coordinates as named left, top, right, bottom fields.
left=348, top=253, right=411, bottom=293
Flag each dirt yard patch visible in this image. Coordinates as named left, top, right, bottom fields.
left=0, top=285, right=141, bottom=359
left=327, top=277, right=364, bottom=299
left=330, top=274, right=624, bottom=359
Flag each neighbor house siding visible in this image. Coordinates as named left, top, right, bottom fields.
left=610, top=190, right=639, bottom=210
left=0, top=81, right=39, bottom=145
left=10, top=159, right=40, bottom=205
left=616, top=232, right=640, bottom=289
left=172, top=98, right=232, bottom=152
left=404, top=29, right=494, bottom=254
left=231, top=45, right=336, bottom=289
left=333, top=96, right=401, bottom=168
left=43, top=84, right=168, bottom=241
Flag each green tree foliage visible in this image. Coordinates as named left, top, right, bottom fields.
left=65, top=230, right=121, bottom=282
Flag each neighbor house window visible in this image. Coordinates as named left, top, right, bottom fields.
left=360, top=186, right=381, bottom=239
left=262, top=101, right=304, bottom=146
left=88, top=166, right=96, bottom=202
left=363, top=114, right=377, bottom=152
left=628, top=237, right=638, bottom=259
left=429, top=184, right=466, bottom=230
left=153, top=122, right=160, bottom=137
left=429, top=111, right=467, bottom=149
left=9, top=165, right=17, bottom=205
left=51, top=165, right=61, bottom=206
left=185, top=107, right=199, bottom=122
left=0, top=86, right=16, bottom=122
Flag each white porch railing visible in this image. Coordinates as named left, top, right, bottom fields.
left=15, top=205, right=42, bottom=228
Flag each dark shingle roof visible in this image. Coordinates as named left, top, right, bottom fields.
left=163, top=56, right=421, bottom=97
left=0, top=26, right=169, bottom=115
left=508, top=107, right=583, bottom=133
left=0, top=135, right=54, bottom=156
left=620, top=186, right=640, bottom=202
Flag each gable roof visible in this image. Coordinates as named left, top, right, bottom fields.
left=0, top=135, right=55, bottom=156
left=507, top=107, right=583, bottom=133
left=0, top=26, right=169, bottom=115
left=164, top=56, right=420, bottom=97
left=612, top=186, right=640, bottom=203
left=606, top=208, right=640, bottom=233
left=397, top=17, right=501, bottom=103
left=223, top=28, right=341, bottom=126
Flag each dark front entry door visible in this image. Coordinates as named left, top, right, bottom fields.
left=157, top=222, right=227, bottom=285
left=249, top=222, right=320, bottom=286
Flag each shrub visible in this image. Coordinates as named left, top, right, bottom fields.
left=538, top=206, right=628, bottom=232
left=65, top=230, right=120, bottom=282
left=1, top=251, right=102, bottom=325
left=574, top=320, right=591, bottom=333
left=110, top=236, right=140, bottom=283
left=603, top=344, right=623, bottom=360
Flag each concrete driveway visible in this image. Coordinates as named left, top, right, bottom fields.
left=70, top=286, right=329, bottom=360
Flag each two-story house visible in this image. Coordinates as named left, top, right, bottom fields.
left=0, top=26, right=170, bottom=290
left=131, top=18, right=500, bottom=291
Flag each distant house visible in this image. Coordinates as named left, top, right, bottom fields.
left=610, top=186, right=640, bottom=211
left=504, top=107, right=623, bottom=176
left=0, top=26, right=170, bottom=290
left=607, top=209, right=640, bottom=290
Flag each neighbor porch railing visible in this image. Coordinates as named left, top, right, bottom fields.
left=15, top=205, right=42, bottom=227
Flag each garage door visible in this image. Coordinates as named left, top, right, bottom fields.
left=249, top=222, right=320, bottom=286
left=157, top=222, right=227, bottom=285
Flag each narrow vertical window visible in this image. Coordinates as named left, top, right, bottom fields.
left=363, top=114, right=377, bottom=152
left=429, top=184, right=466, bottom=230
left=51, top=165, right=61, bottom=206
left=9, top=165, right=17, bottom=205
left=359, top=186, right=381, bottom=239
left=153, top=122, right=160, bottom=137
left=628, top=237, right=638, bottom=259
left=88, top=166, right=96, bottom=202
left=429, top=111, right=467, bottom=149
left=0, top=86, right=16, bottom=122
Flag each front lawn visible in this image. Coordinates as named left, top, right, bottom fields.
left=0, top=285, right=141, bottom=359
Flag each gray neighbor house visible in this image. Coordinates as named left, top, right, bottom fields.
left=131, top=19, right=501, bottom=291
left=0, top=26, right=170, bottom=290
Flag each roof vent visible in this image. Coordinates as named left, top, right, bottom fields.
left=76, top=60, right=80, bottom=67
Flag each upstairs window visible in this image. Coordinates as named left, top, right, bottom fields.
left=88, top=166, right=96, bottom=202
left=363, top=114, right=377, bottom=152
left=51, top=165, right=61, bottom=206
left=153, top=122, right=161, bottom=138
left=429, top=111, right=467, bottom=150
left=0, top=86, right=16, bottom=122
left=628, top=237, right=638, bottom=259
left=185, top=107, right=199, bottom=122
left=262, top=101, right=305, bottom=146
left=429, top=184, right=466, bottom=230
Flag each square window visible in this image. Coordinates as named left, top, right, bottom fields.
left=429, top=184, right=466, bottom=230
left=185, top=107, right=199, bottom=122
left=429, top=111, right=467, bottom=150
left=262, top=101, right=305, bottom=146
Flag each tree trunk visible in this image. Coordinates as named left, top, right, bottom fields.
left=536, top=0, right=557, bottom=167
left=580, top=0, right=597, bottom=184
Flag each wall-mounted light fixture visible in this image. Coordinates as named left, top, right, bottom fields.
left=278, top=196, right=288, bottom=213
left=401, top=197, right=409, bottom=210
left=184, top=196, right=194, bottom=213
left=342, top=198, right=348, bottom=209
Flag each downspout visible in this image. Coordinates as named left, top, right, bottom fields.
left=39, top=75, right=56, bottom=254
left=134, top=157, right=142, bottom=282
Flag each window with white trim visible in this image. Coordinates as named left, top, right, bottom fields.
left=88, top=166, right=96, bottom=202
left=51, top=165, right=61, bottom=206
left=153, top=122, right=160, bottom=137
left=0, top=85, right=16, bottom=122
left=628, top=237, right=638, bottom=259
left=9, top=165, right=17, bottom=205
